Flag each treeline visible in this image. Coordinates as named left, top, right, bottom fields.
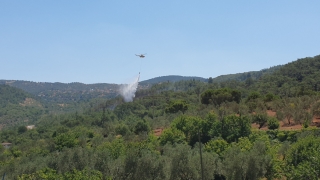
left=0, top=81, right=119, bottom=95
left=1, top=83, right=320, bottom=179
left=209, top=65, right=282, bottom=83
left=0, top=84, right=114, bottom=128
left=0, top=80, right=118, bottom=104
left=251, top=55, right=320, bottom=96
left=1, top=107, right=320, bottom=179
left=1, top=54, right=320, bottom=179
left=0, top=85, right=44, bottom=127
left=0, top=84, right=31, bottom=105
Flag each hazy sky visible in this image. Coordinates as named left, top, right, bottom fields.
left=1, top=1, right=320, bottom=84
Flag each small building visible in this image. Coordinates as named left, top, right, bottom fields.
left=26, top=125, right=35, bottom=130
left=1, top=142, right=12, bottom=149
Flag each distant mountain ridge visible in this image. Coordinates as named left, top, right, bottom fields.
left=0, top=80, right=120, bottom=105
left=253, top=55, right=320, bottom=96
left=0, top=84, right=44, bottom=128
left=210, top=65, right=283, bottom=83
left=139, top=75, right=207, bottom=85
left=0, top=80, right=119, bottom=94
left=137, top=65, right=283, bottom=85
left=0, top=65, right=283, bottom=100
left=1, top=54, right=319, bottom=128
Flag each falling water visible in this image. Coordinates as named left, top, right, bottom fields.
left=119, top=73, right=140, bottom=102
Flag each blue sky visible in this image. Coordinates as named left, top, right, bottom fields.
left=1, top=1, right=320, bottom=84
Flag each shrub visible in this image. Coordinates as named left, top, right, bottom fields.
left=267, top=117, right=280, bottom=130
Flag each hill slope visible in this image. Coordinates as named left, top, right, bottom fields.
left=139, top=75, right=207, bottom=85
left=210, top=65, right=282, bottom=83
left=253, top=55, right=320, bottom=96
left=0, top=80, right=119, bottom=104
left=0, top=84, right=44, bottom=129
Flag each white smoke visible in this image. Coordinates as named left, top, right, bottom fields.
left=119, top=74, right=140, bottom=102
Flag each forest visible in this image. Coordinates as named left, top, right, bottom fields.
left=1, top=55, right=320, bottom=179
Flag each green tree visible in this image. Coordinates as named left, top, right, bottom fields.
left=100, top=107, right=109, bottom=126
left=283, top=103, right=295, bottom=125
left=114, top=102, right=146, bottom=120
left=236, top=137, right=253, bottom=152
left=18, top=126, right=27, bottom=134
left=171, top=116, right=209, bottom=145
left=252, top=113, right=268, bottom=129
left=165, top=100, right=189, bottom=114
left=246, top=91, right=264, bottom=112
left=159, top=128, right=186, bottom=146
left=97, top=138, right=126, bottom=160
left=264, top=93, right=278, bottom=102
left=267, top=117, right=280, bottom=130
left=205, top=138, right=229, bottom=156
left=211, top=115, right=252, bottom=143
left=134, top=120, right=150, bottom=135
left=163, top=144, right=198, bottom=180
left=245, top=77, right=254, bottom=86
left=284, top=136, right=320, bottom=179
left=54, top=133, right=79, bottom=151
left=294, top=107, right=312, bottom=126
left=200, top=88, right=241, bottom=106
left=133, top=150, right=166, bottom=180
left=115, top=123, right=130, bottom=136
left=312, top=101, right=320, bottom=117
left=246, top=91, right=261, bottom=102
left=276, top=110, right=285, bottom=122
left=222, top=141, right=271, bottom=180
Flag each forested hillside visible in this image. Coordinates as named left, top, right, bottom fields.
left=1, top=54, right=320, bottom=179
left=252, top=55, right=320, bottom=96
left=0, top=80, right=119, bottom=104
left=0, top=85, right=44, bottom=129
left=209, top=65, right=282, bottom=83
left=139, top=75, right=207, bottom=85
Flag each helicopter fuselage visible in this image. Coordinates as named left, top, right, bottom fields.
left=136, top=54, right=146, bottom=58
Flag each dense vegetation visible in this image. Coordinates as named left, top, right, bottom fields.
left=139, top=75, right=207, bottom=85
left=1, top=54, right=320, bottom=179
left=0, top=80, right=118, bottom=104
left=0, top=85, right=44, bottom=127
left=209, top=65, right=282, bottom=83
left=253, top=55, right=320, bottom=96
left=0, top=84, right=109, bottom=129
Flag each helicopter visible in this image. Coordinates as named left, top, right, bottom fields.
left=135, top=54, right=146, bottom=58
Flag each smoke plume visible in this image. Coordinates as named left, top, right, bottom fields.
left=119, top=74, right=140, bottom=102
